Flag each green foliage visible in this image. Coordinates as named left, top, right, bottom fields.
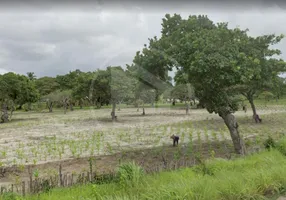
left=158, top=14, right=286, bottom=118
left=43, top=90, right=72, bottom=105
left=0, top=192, right=23, bottom=200
left=276, top=136, right=286, bottom=156
left=0, top=72, right=39, bottom=122
left=171, top=83, right=195, bottom=102
left=0, top=72, right=39, bottom=106
left=264, top=136, right=276, bottom=150
left=56, top=69, right=83, bottom=91
left=272, top=77, right=286, bottom=99
left=35, top=76, right=59, bottom=96
left=71, top=71, right=94, bottom=104
left=259, top=91, right=275, bottom=103
left=128, top=35, right=173, bottom=104
left=136, top=84, right=156, bottom=106
left=116, top=161, right=145, bottom=189
left=108, top=66, right=135, bottom=104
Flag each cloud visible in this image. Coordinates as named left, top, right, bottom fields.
left=0, top=3, right=285, bottom=77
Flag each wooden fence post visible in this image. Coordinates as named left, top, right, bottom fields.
left=59, top=164, right=63, bottom=186
left=22, top=181, right=25, bottom=196
left=28, top=166, right=33, bottom=194
left=87, top=172, right=90, bottom=182
left=63, top=174, right=67, bottom=186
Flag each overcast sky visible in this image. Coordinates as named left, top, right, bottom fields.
left=0, top=1, right=286, bottom=77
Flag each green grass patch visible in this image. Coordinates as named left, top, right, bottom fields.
left=6, top=149, right=286, bottom=200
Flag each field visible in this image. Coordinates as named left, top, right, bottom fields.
left=0, top=101, right=286, bottom=188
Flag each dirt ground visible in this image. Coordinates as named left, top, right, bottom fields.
left=0, top=105, right=286, bottom=186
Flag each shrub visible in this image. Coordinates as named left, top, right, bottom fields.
left=0, top=192, right=22, bottom=200
left=263, top=136, right=276, bottom=150
left=276, top=136, right=286, bottom=156
left=116, top=161, right=145, bottom=189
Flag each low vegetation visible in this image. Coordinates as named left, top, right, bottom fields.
left=3, top=143, right=286, bottom=200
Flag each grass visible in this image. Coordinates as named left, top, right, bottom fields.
left=3, top=149, right=286, bottom=200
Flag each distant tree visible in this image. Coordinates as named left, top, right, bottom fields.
left=35, top=76, right=59, bottom=96
left=128, top=36, right=173, bottom=105
left=89, top=69, right=111, bottom=108
left=43, top=90, right=72, bottom=113
left=0, top=72, right=39, bottom=122
left=27, top=72, right=36, bottom=81
left=234, top=34, right=286, bottom=122
left=171, top=83, right=195, bottom=114
left=136, top=84, right=156, bottom=115
left=272, top=76, right=286, bottom=101
left=108, top=66, right=134, bottom=121
left=56, top=69, right=83, bottom=91
left=72, top=71, right=95, bottom=109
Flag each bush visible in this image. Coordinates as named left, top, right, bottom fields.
left=263, top=136, right=276, bottom=150
left=1, top=192, right=22, bottom=200
left=276, top=136, right=286, bottom=156
left=116, top=161, right=145, bottom=189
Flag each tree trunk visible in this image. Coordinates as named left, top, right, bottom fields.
left=1, top=104, right=9, bottom=123
left=48, top=102, right=53, bottom=112
left=248, top=97, right=261, bottom=123
left=63, top=99, right=68, bottom=114
left=186, top=102, right=190, bottom=115
left=172, top=99, right=175, bottom=106
left=118, top=101, right=121, bottom=111
left=9, top=102, right=15, bottom=120
left=70, top=103, right=73, bottom=111
left=142, top=104, right=145, bottom=115
left=111, top=102, right=116, bottom=121
left=220, top=112, right=246, bottom=155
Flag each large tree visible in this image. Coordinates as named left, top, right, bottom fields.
left=157, top=14, right=284, bottom=155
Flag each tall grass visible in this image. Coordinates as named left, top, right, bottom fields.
left=6, top=148, right=286, bottom=200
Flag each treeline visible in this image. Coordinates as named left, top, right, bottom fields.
left=1, top=14, right=286, bottom=155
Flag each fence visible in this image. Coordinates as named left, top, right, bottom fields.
left=0, top=158, right=198, bottom=196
